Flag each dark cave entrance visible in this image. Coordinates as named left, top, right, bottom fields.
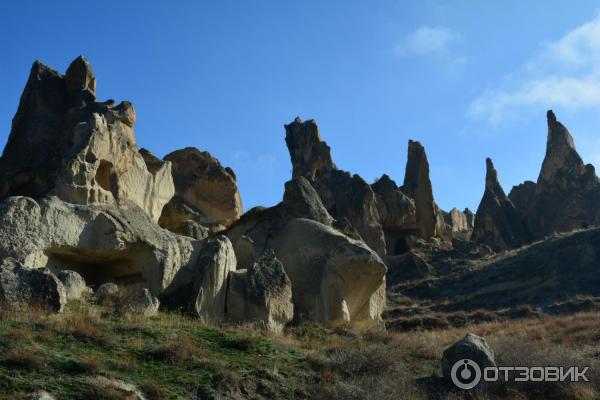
left=45, top=247, right=144, bottom=289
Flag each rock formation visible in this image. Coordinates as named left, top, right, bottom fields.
left=225, top=184, right=387, bottom=330
left=442, top=333, right=496, bottom=381
left=282, top=177, right=334, bottom=225
left=160, top=236, right=235, bottom=323
left=314, top=171, right=387, bottom=256
left=276, top=218, right=386, bottom=330
left=402, top=140, right=439, bottom=240
left=464, top=208, right=475, bottom=230
left=56, top=270, right=89, bottom=301
left=159, top=147, right=243, bottom=236
left=371, top=174, right=417, bottom=254
left=0, top=196, right=200, bottom=295
left=471, top=158, right=529, bottom=251
left=448, top=208, right=469, bottom=232
left=0, top=258, right=66, bottom=312
left=522, top=111, right=600, bottom=237
left=226, top=249, right=293, bottom=333
left=285, top=117, right=336, bottom=182
left=0, top=56, right=175, bottom=222
left=283, top=118, right=386, bottom=256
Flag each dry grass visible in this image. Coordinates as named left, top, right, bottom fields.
left=145, top=336, right=202, bottom=364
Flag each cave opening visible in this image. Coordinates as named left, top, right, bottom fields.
left=45, top=247, right=144, bottom=289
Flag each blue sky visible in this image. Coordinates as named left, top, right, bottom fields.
left=2, top=1, right=600, bottom=212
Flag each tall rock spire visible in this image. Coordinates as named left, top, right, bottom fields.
left=471, top=158, right=529, bottom=251
left=537, top=110, right=585, bottom=188
left=524, top=110, right=600, bottom=236
left=402, top=140, right=437, bottom=239
left=284, top=117, right=336, bottom=182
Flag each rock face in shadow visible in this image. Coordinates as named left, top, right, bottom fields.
left=285, top=117, right=336, bottom=182
left=314, top=170, right=386, bottom=256
left=282, top=176, right=333, bottom=225
left=0, top=56, right=174, bottom=222
left=0, top=258, right=67, bottom=312
left=402, top=140, right=439, bottom=240
left=159, top=148, right=242, bottom=235
left=471, top=158, right=529, bottom=251
left=523, top=111, right=600, bottom=237
left=0, top=196, right=201, bottom=295
left=226, top=249, right=293, bottom=333
left=160, top=236, right=235, bottom=323
left=371, top=174, right=417, bottom=254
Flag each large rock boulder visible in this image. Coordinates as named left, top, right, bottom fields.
left=160, top=236, right=235, bottom=323
left=402, top=140, right=439, bottom=240
left=123, top=287, right=160, bottom=317
left=0, top=196, right=200, bottom=295
left=441, top=333, right=496, bottom=380
left=0, top=258, right=66, bottom=312
left=471, top=158, right=529, bottom=251
left=159, top=147, right=242, bottom=234
left=276, top=218, right=386, bottom=330
left=0, top=56, right=174, bottom=222
left=227, top=249, right=293, bottom=333
left=56, top=270, right=89, bottom=301
left=284, top=117, right=336, bottom=182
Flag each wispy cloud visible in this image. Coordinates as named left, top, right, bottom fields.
left=395, top=26, right=464, bottom=65
left=468, top=14, right=600, bottom=124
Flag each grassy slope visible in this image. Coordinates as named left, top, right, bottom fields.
left=0, top=303, right=599, bottom=399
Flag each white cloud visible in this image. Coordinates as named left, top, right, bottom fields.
left=396, top=26, right=460, bottom=57
left=468, top=14, right=600, bottom=124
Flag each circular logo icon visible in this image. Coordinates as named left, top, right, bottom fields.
left=450, top=358, right=481, bottom=389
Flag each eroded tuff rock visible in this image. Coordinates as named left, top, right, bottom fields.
left=0, top=196, right=201, bottom=295
left=160, top=236, right=235, bottom=323
left=283, top=118, right=385, bottom=255
left=444, top=208, right=470, bottom=233
left=314, top=170, right=386, bottom=256
left=285, top=117, right=336, bottom=182
left=464, top=208, right=475, bottom=230
left=525, top=111, right=600, bottom=237
left=226, top=187, right=387, bottom=330
left=0, top=258, right=66, bottom=312
left=227, top=249, right=293, bottom=333
left=282, top=176, right=334, bottom=225
left=372, top=174, right=417, bottom=254
left=159, top=147, right=242, bottom=235
left=471, top=158, right=529, bottom=251
left=0, top=56, right=174, bottom=222
left=402, top=140, right=439, bottom=240
left=277, top=218, right=386, bottom=330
